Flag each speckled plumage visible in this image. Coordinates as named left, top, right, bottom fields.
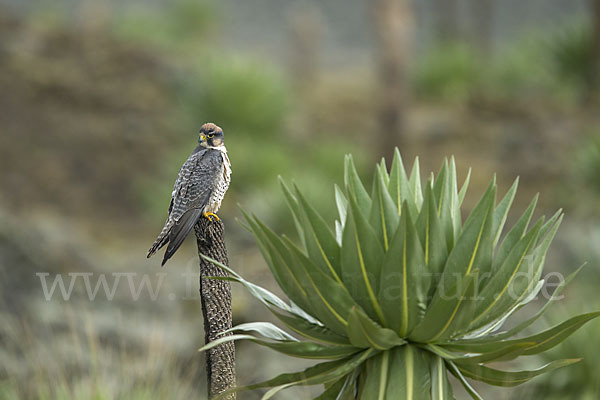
left=147, top=124, right=231, bottom=265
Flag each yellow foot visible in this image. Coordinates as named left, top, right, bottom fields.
left=203, top=211, right=220, bottom=222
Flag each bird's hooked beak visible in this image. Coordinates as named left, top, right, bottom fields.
left=199, top=134, right=206, bottom=143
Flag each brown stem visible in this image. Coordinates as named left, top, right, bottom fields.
left=195, top=218, right=236, bottom=399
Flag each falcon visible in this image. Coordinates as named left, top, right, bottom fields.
left=147, top=123, right=231, bottom=266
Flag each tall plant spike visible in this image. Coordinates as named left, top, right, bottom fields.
left=202, top=150, right=600, bottom=400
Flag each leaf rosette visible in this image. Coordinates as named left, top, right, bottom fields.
left=201, top=150, right=599, bottom=399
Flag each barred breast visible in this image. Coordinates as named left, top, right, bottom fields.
left=206, top=148, right=231, bottom=213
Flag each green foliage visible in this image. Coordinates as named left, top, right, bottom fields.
left=573, top=132, right=600, bottom=195
left=193, top=58, right=290, bottom=138
left=202, top=151, right=599, bottom=399
left=483, top=40, right=556, bottom=101
left=412, top=22, right=596, bottom=103
left=413, top=43, right=482, bottom=101
left=113, top=0, right=216, bottom=49
left=548, top=24, right=595, bottom=90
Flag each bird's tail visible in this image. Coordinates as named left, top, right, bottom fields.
left=147, top=222, right=171, bottom=258
left=160, top=208, right=202, bottom=266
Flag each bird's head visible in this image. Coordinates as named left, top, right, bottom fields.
left=198, top=123, right=225, bottom=148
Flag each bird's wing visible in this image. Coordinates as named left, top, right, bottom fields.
left=159, top=148, right=223, bottom=265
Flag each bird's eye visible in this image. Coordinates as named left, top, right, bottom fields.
left=207, top=133, right=214, bottom=138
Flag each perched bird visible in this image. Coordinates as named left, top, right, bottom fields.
left=147, top=123, right=231, bottom=266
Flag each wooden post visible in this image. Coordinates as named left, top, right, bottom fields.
left=195, top=218, right=236, bottom=399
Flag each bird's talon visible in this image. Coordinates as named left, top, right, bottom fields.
left=203, top=211, right=220, bottom=222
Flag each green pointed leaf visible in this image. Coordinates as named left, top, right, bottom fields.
left=241, top=209, right=312, bottom=313
left=214, top=357, right=349, bottom=399
left=346, top=307, right=406, bottom=350
left=433, top=159, right=454, bottom=249
left=224, top=321, right=297, bottom=341
left=199, top=334, right=257, bottom=352
left=279, top=177, right=306, bottom=248
left=451, top=342, right=533, bottom=364
left=536, top=209, right=562, bottom=247
left=201, top=333, right=359, bottom=360
left=362, top=346, right=430, bottom=400
left=492, top=178, right=519, bottom=248
left=420, top=343, right=462, bottom=360
left=335, top=184, right=348, bottom=226
left=314, top=375, right=348, bottom=400
left=443, top=312, right=600, bottom=356
left=467, top=219, right=544, bottom=332
left=457, top=168, right=472, bottom=207
left=268, top=308, right=350, bottom=345
left=531, top=212, right=562, bottom=266
left=432, top=160, right=448, bottom=209
left=257, top=340, right=360, bottom=360
left=493, top=214, right=564, bottom=321
left=446, top=361, right=484, bottom=400
left=369, top=165, right=400, bottom=252
left=253, top=217, right=349, bottom=334
left=379, top=202, right=429, bottom=336
left=429, top=354, right=455, bottom=400
left=454, top=358, right=580, bottom=387
left=416, top=183, right=448, bottom=298
left=517, top=312, right=600, bottom=356
left=261, top=384, right=294, bottom=400
left=360, top=350, right=390, bottom=400
left=388, top=148, right=413, bottom=216
left=386, top=345, right=431, bottom=400
left=485, top=264, right=586, bottom=341
left=341, top=194, right=386, bottom=324
left=345, top=154, right=372, bottom=212
left=440, top=270, right=484, bottom=340
left=448, top=156, right=463, bottom=241
left=283, top=235, right=363, bottom=333
left=335, top=184, right=348, bottom=245
left=425, top=340, right=532, bottom=364
left=199, top=252, right=298, bottom=316
left=317, top=368, right=359, bottom=400
left=494, top=194, right=538, bottom=271
left=408, top=157, right=424, bottom=211
left=379, top=158, right=390, bottom=187
left=294, top=184, right=343, bottom=283
left=219, top=349, right=376, bottom=398
left=409, top=273, right=477, bottom=342
left=437, top=179, right=496, bottom=291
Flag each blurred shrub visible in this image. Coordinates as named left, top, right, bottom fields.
left=547, top=24, right=595, bottom=92
left=573, top=132, right=600, bottom=195
left=114, top=0, right=215, bottom=49
left=484, top=39, right=557, bottom=101
left=0, top=10, right=183, bottom=227
left=487, top=22, right=595, bottom=101
left=413, top=43, right=482, bottom=101
left=413, top=22, right=596, bottom=104
left=190, top=57, right=290, bottom=140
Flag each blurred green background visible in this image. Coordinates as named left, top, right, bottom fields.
left=0, top=0, right=599, bottom=399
